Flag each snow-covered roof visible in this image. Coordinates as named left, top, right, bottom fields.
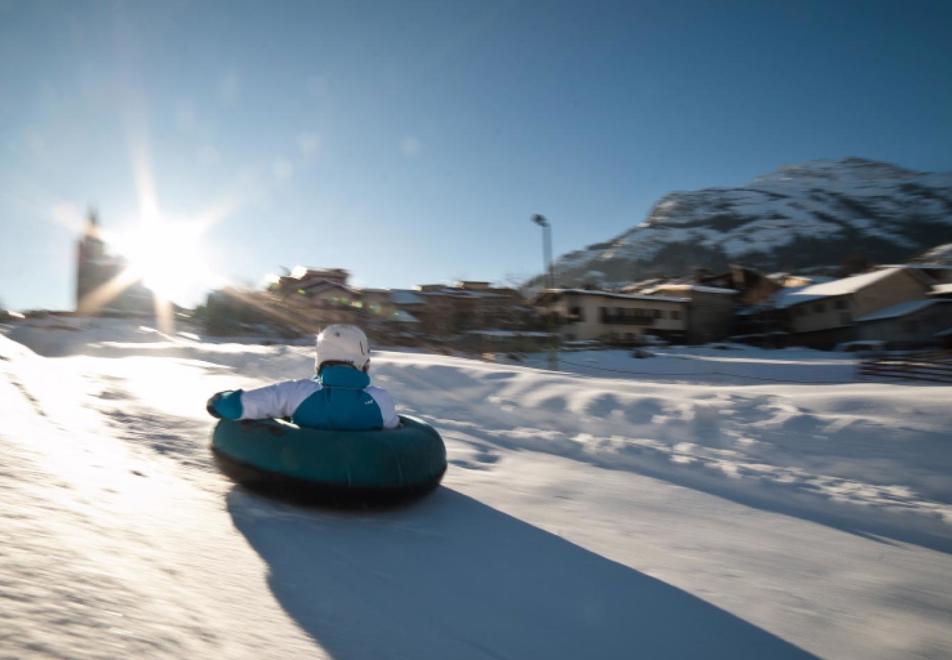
left=547, top=289, right=688, bottom=304
left=930, top=283, right=952, bottom=296
left=619, top=278, right=666, bottom=292
left=771, top=285, right=814, bottom=308
left=768, top=273, right=834, bottom=287
left=643, top=284, right=737, bottom=295
left=454, top=290, right=502, bottom=299
left=391, top=289, right=424, bottom=305
left=854, top=299, right=948, bottom=323
left=776, top=268, right=903, bottom=308
left=299, top=279, right=356, bottom=295
left=881, top=263, right=952, bottom=270
left=417, top=288, right=501, bottom=299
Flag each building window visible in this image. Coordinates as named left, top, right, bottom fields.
left=671, top=310, right=681, bottom=320
left=653, top=309, right=662, bottom=318
left=813, top=302, right=826, bottom=313
left=833, top=299, right=849, bottom=310
left=569, top=306, right=585, bottom=322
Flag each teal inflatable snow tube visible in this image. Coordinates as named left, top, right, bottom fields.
left=212, top=415, right=447, bottom=504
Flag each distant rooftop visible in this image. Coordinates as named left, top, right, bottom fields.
left=456, top=281, right=491, bottom=291
left=391, top=289, right=424, bottom=305
left=544, top=288, right=688, bottom=304
left=776, top=267, right=903, bottom=308
left=930, top=283, right=952, bottom=296
left=855, top=299, right=949, bottom=323
left=642, top=283, right=737, bottom=295
left=299, top=279, right=356, bottom=295
left=289, top=266, right=349, bottom=281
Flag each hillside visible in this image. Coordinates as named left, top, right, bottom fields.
left=551, top=158, right=952, bottom=287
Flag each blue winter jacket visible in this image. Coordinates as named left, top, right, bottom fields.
left=210, top=365, right=399, bottom=431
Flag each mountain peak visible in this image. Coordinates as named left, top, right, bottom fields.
left=549, top=158, right=952, bottom=288
left=755, top=157, right=922, bottom=187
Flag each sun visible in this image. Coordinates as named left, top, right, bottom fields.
left=116, top=220, right=214, bottom=305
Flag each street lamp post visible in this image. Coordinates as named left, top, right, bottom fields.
left=531, top=213, right=558, bottom=370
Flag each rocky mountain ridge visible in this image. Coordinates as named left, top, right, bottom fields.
left=550, top=158, right=952, bottom=287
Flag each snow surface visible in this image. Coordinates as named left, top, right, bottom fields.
left=2, top=317, right=952, bottom=658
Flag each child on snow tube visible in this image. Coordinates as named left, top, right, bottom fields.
left=206, top=324, right=399, bottom=430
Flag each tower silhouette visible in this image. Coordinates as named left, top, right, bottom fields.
left=75, top=208, right=153, bottom=315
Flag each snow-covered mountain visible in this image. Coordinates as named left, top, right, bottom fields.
left=551, top=158, right=952, bottom=287
left=914, top=242, right=952, bottom=265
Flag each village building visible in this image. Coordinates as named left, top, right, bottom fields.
left=271, top=266, right=350, bottom=296
left=725, top=273, right=837, bottom=346
left=389, top=289, right=425, bottom=321
left=776, top=267, right=933, bottom=348
left=854, top=299, right=952, bottom=348
left=265, top=266, right=362, bottom=329
left=534, top=289, right=689, bottom=344
left=889, top=263, right=952, bottom=288
left=639, top=283, right=737, bottom=343
left=356, top=288, right=424, bottom=342
left=297, top=279, right=363, bottom=326
left=414, top=282, right=528, bottom=337
left=698, top=265, right=781, bottom=306
left=262, top=270, right=526, bottom=340
left=927, top=285, right=952, bottom=348
left=360, top=288, right=396, bottom=321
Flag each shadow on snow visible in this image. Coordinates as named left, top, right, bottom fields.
left=228, top=487, right=811, bottom=660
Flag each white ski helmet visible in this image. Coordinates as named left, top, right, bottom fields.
left=315, top=324, right=371, bottom=372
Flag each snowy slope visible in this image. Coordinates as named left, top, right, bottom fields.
left=552, top=158, right=952, bottom=286
left=2, top=318, right=952, bottom=658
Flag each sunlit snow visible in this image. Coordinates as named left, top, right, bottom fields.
left=2, top=317, right=951, bottom=658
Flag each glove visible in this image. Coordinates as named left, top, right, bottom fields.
left=206, top=392, right=226, bottom=419
left=206, top=390, right=244, bottom=420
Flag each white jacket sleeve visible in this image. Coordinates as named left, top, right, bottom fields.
left=238, top=379, right=321, bottom=420
left=366, top=386, right=400, bottom=429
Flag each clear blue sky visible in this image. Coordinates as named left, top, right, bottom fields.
left=2, top=0, right=951, bottom=310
